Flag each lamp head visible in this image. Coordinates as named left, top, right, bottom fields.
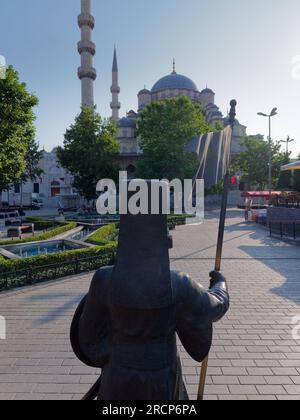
left=270, top=107, right=278, bottom=117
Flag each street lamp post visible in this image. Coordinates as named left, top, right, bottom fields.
left=257, top=108, right=278, bottom=205
left=280, top=136, right=294, bottom=155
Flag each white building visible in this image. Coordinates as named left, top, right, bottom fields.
left=3, top=149, right=80, bottom=208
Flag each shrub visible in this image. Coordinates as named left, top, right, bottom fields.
left=86, top=223, right=119, bottom=246
left=86, top=218, right=188, bottom=245
left=25, top=217, right=59, bottom=230
left=205, top=180, right=224, bottom=197
left=0, top=243, right=117, bottom=291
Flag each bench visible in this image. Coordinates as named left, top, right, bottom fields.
left=7, top=223, right=35, bottom=239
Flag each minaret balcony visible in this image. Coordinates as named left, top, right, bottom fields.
left=78, top=66, right=97, bottom=80
left=110, top=102, right=121, bottom=110
left=78, top=13, right=95, bottom=29
left=110, top=86, right=120, bottom=94
left=78, top=40, right=96, bottom=56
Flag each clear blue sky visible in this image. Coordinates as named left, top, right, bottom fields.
left=1, top=0, right=300, bottom=156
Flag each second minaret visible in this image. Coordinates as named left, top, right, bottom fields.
left=110, top=46, right=121, bottom=122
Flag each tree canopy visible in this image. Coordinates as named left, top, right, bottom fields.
left=233, top=136, right=290, bottom=190
left=0, top=66, right=39, bottom=195
left=137, top=96, right=212, bottom=180
left=57, top=107, right=120, bottom=201
left=20, top=138, right=44, bottom=184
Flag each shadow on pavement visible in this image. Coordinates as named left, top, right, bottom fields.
left=28, top=292, right=85, bottom=326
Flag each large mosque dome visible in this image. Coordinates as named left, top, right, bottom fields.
left=151, top=73, right=198, bottom=93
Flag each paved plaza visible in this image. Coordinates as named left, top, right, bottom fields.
left=0, top=209, right=300, bottom=400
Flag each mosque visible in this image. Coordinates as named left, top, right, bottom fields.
left=78, top=0, right=246, bottom=177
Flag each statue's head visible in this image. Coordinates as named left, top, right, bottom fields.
left=111, top=180, right=173, bottom=310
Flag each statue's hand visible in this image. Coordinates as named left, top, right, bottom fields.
left=209, top=271, right=226, bottom=289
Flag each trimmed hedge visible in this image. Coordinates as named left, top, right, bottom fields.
left=25, top=217, right=59, bottom=230
left=0, top=220, right=117, bottom=290
left=0, top=221, right=77, bottom=246
left=0, top=216, right=191, bottom=291
left=86, top=217, right=188, bottom=245
left=86, top=223, right=119, bottom=246
left=0, top=244, right=117, bottom=291
left=0, top=243, right=116, bottom=273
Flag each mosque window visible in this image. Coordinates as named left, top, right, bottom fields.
left=14, top=183, right=21, bottom=194
left=33, top=183, right=40, bottom=194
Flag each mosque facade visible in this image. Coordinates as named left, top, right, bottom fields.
left=111, top=52, right=246, bottom=176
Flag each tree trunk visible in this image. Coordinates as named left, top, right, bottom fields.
left=20, top=182, right=23, bottom=209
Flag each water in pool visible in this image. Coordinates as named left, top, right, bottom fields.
left=7, top=241, right=80, bottom=258
left=70, top=228, right=94, bottom=241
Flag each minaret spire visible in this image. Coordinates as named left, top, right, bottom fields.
left=78, top=0, right=96, bottom=108
left=111, top=45, right=121, bottom=122
left=172, top=58, right=176, bottom=74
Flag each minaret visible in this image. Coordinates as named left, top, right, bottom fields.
left=78, top=0, right=96, bottom=108
left=110, top=46, right=121, bottom=122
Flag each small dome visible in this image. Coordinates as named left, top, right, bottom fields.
left=201, top=87, right=215, bottom=95
left=138, top=88, right=151, bottom=95
left=118, top=117, right=136, bottom=128
left=127, top=109, right=137, bottom=115
left=205, top=103, right=218, bottom=110
left=151, top=73, right=198, bottom=93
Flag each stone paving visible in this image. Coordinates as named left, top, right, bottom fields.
left=0, top=209, right=300, bottom=400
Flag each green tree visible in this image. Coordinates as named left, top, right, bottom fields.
left=295, top=154, right=300, bottom=192
left=57, top=106, right=120, bottom=201
left=137, top=96, right=211, bottom=180
left=293, top=157, right=300, bottom=192
left=0, top=66, right=38, bottom=205
left=20, top=138, right=44, bottom=184
left=236, top=136, right=290, bottom=190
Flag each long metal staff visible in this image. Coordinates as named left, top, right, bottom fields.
left=197, top=100, right=237, bottom=401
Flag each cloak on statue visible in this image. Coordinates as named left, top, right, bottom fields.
left=70, top=186, right=230, bottom=400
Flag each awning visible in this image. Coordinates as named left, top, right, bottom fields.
left=281, top=161, right=300, bottom=171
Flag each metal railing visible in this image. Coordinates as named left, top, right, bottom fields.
left=269, top=221, right=300, bottom=241
left=0, top=250, right=116, bottom=292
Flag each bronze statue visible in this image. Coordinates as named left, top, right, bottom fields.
left=71, top=209, right=229, bottom=400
